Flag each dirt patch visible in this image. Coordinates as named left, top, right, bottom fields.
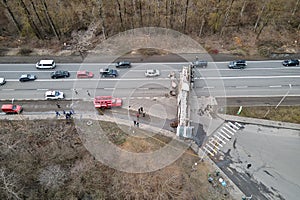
left=0, top=119, right=236, bottom=199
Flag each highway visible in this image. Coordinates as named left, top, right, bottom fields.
left=1, top=60, right=300, bottom=100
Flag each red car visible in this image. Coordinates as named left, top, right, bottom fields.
left=77, top=70, right=94, bottom=78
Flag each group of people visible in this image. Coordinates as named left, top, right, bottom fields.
left=55, top=102, right=75, bottom=119
left=133, top=107, right=145, bottom=127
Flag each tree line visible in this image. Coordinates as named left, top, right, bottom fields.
left=1, top=0, right=299, bottom=41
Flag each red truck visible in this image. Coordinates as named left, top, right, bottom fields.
left=93, top=96, right=122, bottom=109
left=1, top=104, right=23, bottom=114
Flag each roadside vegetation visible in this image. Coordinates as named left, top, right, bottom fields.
left=0, top=119, right=235, bottom=199
left=0, top=0, right=299, bottom=57
left=226, top=106, right=300, bottom=124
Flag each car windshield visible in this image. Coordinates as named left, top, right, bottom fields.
left=55, top=91, right=60, bottom=96
left=12, top=105, right=16, bottom=110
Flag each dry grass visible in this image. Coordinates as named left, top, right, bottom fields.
left=226, top=106, right=300, bottom=124
left=0, top=119, right=235, bottom=199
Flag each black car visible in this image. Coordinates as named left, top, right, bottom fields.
left=19, top=74, right=37, bottom=82
left=115, top=61, right=131, bottom=68
left=51, top=70, right=70, bottom=79
left=228, top=60, right=247, bottom=69
left=282, top=59, right=299, bottom=67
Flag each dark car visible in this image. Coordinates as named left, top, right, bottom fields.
left=100, top=68, right=118, bottom=77
left=51, top=70, right=70, bottom=79
left=228, top=60, right=247, bottom=69
left=282, top=59, right=299, bottom=67
left=191, top=60, right=208, bottom=68
left=115, top=61, right=131, bottom=68
left=19, top=74, right=37, bottom=82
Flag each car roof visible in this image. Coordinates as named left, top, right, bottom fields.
left=20, top=74, right=29, bottom=78
left=45, top=90, right=59, bottom=95
left=39, top=60, right=54, bottom=64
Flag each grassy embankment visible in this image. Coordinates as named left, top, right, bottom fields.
left=226, top=106, right=300, bottom=124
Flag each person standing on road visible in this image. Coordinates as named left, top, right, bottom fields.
left=56, top=102, right=61, bottom=109
left=87, top=90, right=91, bottom=97
left=55, top=111, right=60, bottom=117
left=74, top=89, right=78, bottom=95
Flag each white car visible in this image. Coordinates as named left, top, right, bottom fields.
left=0, top=77, right=6, bottom=85
left=145, top=69, right=160, bottom=77
left=45, top=90, right=64, bottom=100
left=36, top=60, right=56, bottom=69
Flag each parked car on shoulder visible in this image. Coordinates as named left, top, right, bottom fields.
left=282, top=59, right=299, bottom=66
left=19, top=74, right=37, bottom=82
left=36, top=60, right=56, bottom=69
left=0, top=77, right=6, bottom=85
left=51, top=70, right=70, bottom=79
left=100, top=68, right=118, bottom=78
left=115, top=61, right=131, bottom=68
left=45, top=90, right=64, bottom=100
left=77, top=70, right=94, bottom=78
left=228, top=60, right=247, bottom=69
left=145, top=69, right=160, bottom=77
left=191, top=60, right=208, bottom=68
left=1, top=104, right=23, bottom=114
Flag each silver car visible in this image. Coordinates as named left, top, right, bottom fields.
left=145, top=69, right=160, bottom=77
left=0, top=77, right=6, bottom=85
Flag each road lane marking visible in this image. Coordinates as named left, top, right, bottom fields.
left=203, top=147, right=214, bottom=156
left=225, top=124, right=237, bottom=133
left=37, top=89, right=48, bottom=91
left=210, top=138, right=223, bottom=147
left=220, top=129, right=232, bottom=139
left=2, top=89, right=15, bottom=91
left=269, top=85, right=282, bottom=88
left=205, top=144, right=218, bottom=154
left=218, top=132, right=230, bottom=141
left=214, top=135, right=226, bottom=144
left=201, top=75, right=300, bottom=80
left=228, top=122, right=239, bottom=130
left=236, top=86, right=248, bottom=89
left=209, top=140, right=220, bottom=150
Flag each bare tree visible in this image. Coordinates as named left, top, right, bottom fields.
left=116, top=0, right=124, bottom=30
left=98, top=0, right=106, bottom=39
left=0, top=168, right=22, bottom=200
left=1, top=0, right=22, bottom=33
left=139, top=0, right=143, bottom=27
left=183, top=0, right=189, bottom=33
left=41, top=0, right=60, bottom=40
left=254, top=1, right=267, bottom=32
left=220, top=0, right=235, bottom=36
left=18, top=0, right=43, bottom=39
left=292, top=0, right=299, bottom=16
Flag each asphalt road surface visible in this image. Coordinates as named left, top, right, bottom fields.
left=1, top=60, right=300, bottom=100
left=215, top=124, right=300, bottom=200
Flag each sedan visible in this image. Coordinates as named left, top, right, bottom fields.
left=51, top=70, right=70, bottom=79
left=145, top=69, right=160, bottom=77
left=19, top=74, right=37, bottom=82
left=45, top=90, right=64, bottom=100
left=282, top=59, right=299, bottom=66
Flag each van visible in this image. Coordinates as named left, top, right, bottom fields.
left=1, top=104, right=23, bottom=114
left=36, top=60, right=56, bottom=69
